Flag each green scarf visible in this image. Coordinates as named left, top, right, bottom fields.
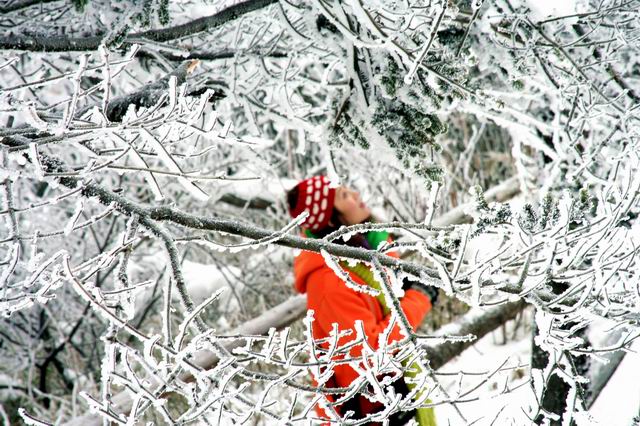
left=303, top=228, right=389, bottom=250
left=306, top=229, right=438, bottom=426
left=341, top=260, right=438, bottom=426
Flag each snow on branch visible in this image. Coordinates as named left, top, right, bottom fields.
left=0, top=0, right=279, bottom=52
left=3, top=0, right=640, bottom=424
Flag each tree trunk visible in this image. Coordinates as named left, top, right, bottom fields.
left=531, top=311, right=590, bottom=425
left=531, top=319, right=571, bottom=425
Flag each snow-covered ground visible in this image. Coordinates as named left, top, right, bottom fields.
left=434, top=315, right=537, bottom=425
left=590, top=341, right=640, bottom=425
left=434, top=316, right=640, bottom=426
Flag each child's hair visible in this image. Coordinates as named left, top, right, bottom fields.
left=286, top=185, right=300, bottom=214
left=287, top=185, right=371, bottom=248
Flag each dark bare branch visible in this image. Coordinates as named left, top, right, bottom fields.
left=84, top=59, right=199, bottom=121
left=0, top=0, right=278, bottom=52
left=0, top=0, right=59, bottom=14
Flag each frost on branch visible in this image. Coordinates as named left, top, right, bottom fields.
left=2, top=0, right=640, bottom=424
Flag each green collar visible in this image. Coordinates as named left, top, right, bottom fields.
left=304, top=228, right=389, bottom=250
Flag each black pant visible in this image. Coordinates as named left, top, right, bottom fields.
left=339, top=378, right=416, bottom=425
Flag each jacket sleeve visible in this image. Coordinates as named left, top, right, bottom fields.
left=310, top=268, right=431, bottom=386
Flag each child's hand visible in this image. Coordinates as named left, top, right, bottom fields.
left=402, top=278, right=439, bottom=305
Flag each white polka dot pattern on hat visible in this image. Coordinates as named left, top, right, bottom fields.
left=301, top=176, right=333, bottom=231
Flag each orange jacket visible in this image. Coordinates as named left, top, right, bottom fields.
left=293, top=248, right=432, bottom=420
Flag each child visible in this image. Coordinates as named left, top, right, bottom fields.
left=288, top=175, right=438, bottom=425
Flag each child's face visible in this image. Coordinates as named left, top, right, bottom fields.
left=333, top=186, right=371, bottom=225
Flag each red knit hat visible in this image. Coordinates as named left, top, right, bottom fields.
left=289, top=175, right=336, bottom=232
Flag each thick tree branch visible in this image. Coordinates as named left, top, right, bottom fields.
left=0, top=0, right=278, bottom=52
left=77, top=59, right=200, bottom=121
left=159, top=48, right=288, bottom=62
left=3, top=134, right=528, bottom=296
left=423, top=300, right=527, bottom=370
left=218, top=193, right=274, bottom=210
left=0, top=0, right=59, bottom=14
left=1, top=135, right=444, bottom=283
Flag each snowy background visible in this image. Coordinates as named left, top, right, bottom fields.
left=2, top=0, right=640, bottom=424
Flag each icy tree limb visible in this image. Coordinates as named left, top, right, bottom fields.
left=217, top=193, right=274, bottom=210
left=0, top=136, right=441, bottom=284
left=158, top=48, right=288, bottom=63
left=185, top=294, right=308, bottom=381
left=530, top=318, right=575, bottom=423
left=4, top=139, right=589, bottom=317
left=422, top=300, right=527, bottom=370
left=77, top=59, right=200, bottom=122
left=0, top=0, right=58, bottom=14
left=4, top=129, right=523, bottom=290
left=0, top=0, right=278, bottom=52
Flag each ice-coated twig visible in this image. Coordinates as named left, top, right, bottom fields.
left=175, top=287, right=226, bottom=350
left=60, top=54, right=89, bottom=131
left=187, top=211, right=309, bottom=253
left=404, top=1, right=447, bottom=85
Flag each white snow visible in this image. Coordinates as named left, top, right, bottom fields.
left=524, top=0, right=579, bottom=21
left=434, top=314, right=536, bottom=425
left=180, top=259, right=243, bottom=308
left=434, top=314, right=640, bottom=426
left=590, top=340, right=640, bottom=425
left=130, top=254, right=243, bottom=322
